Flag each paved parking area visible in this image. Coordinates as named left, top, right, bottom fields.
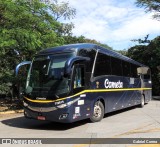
left=0, top=99, right=160, bottom=147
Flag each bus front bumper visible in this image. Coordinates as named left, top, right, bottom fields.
left=23, top=106, right=74, bottom=123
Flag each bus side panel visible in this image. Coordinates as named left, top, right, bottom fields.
left=105, top=77, right=141, bottom=112
left=142, top=78, right=152, bottom=103
left=91, top=76, right=142, bottom=114
left=127, top=77, right=142, bottom=105
left=70, top=93, right=94, bottom=121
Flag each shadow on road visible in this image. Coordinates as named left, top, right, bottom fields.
left=1, top=116, right=90, bottom=131
left=1, top=105, right=139, bottom=131
left=104, top=105, right=138, bottom=119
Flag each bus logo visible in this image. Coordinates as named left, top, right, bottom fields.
left=104, top=79, right=123, bottom=88
left=96, top=81, right=100, bottom=88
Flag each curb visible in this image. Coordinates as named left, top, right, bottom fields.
left=0, top=109, right=24, bottom=115
left=152, top=96, right=160, bottom=100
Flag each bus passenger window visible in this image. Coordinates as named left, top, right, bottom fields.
left=74, top=66, right=84, bottom=89
left=111, top=57, right=123, bottom=76
left=78, top=48, right=96, bottom=72
left=130, top=64, right=139, bottom=78
left=94, top=53, right=111, bottom=77
left=122, top=61, right=131, bottom=77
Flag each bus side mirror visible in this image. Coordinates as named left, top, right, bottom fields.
left=15, top=61, right=31, bottom=76
left=64, top=56, right=90, bottom=77
left=137, top=67, right=150, bottom=75
left=15, top=61, right=31, bottom=99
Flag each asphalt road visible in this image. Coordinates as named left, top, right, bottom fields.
left=0, top=99, right=160, bottom=147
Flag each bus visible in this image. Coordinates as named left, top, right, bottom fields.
left=16, top=43, right=152, bottom=123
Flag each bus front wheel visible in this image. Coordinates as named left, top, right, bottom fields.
left=90, top=101, right=104, bottom=122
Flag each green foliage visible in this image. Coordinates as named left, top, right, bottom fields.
left=131, top=34, right=151, bottom=44
left=0, top=0, right=72, bottom=95
left=135, top=1, right=160, bottom=95
left=49, top=0, right=76, bottom=20
left=63, top=35, right=113, bottom=50
left=0, top=0, right=112, bottom=96
left=117, top=50, right=128, bottom=56
left=127, top=36, right=160, bottom=95
left=0, top=0, right=65, bottom=57
left=136, top=0, right=160, bottom=20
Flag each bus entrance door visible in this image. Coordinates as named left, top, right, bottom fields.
left=72, top=64, right=85, bottom=94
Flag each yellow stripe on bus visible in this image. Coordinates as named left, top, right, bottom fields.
left=24, top=87, right=152, bottom=103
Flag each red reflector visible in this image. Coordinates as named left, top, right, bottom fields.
left=37, top=116, right=45, bottom=120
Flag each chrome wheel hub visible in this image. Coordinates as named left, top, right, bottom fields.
left=94, top=104, right=102, bottom=118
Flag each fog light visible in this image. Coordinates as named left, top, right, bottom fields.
left=59, top=113, right=68, bottom=120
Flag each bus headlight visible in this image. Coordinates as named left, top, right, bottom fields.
left=57, top=104, right=67, bottom=109
left=57, top=97, right=80, bottom=109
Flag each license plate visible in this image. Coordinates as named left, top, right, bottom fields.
left=37, top=116, right=45, bottom=120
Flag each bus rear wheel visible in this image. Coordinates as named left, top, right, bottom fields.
left=90, top=101, right=104, bottom=122
left=140, top=95, right=145, bottom=108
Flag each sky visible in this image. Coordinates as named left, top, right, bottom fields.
left=62, top=0, right=160, bottom=50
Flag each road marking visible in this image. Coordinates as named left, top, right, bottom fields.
left=112, top=123, right=160, bottom=138
left=73, top=123, right=160, bottom=147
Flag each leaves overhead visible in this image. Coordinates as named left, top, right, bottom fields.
left=131, top=1, right=160, bottom=95
left=136, top=0, right=160, bottom=20
left=0, top=0, right=75, bottom=94
left=0, top=0, right=112, bottom=95
left=127, top=36, right=160, bottom=95
left=50, top=0, right=76, bottom=20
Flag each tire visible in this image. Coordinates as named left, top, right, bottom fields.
left=140, top=95, right=145, bottom=108
left=90, top=101, right=104, bottom=122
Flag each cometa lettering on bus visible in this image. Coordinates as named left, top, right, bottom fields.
left=104, top=79, right=123, bottom=88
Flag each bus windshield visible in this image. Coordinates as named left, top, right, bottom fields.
left=25, top=53, right=75, bottom=99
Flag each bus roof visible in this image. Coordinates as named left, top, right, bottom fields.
left=38, top=43, right=95, bottom=55
left=37, top=43, right=145, bottom=67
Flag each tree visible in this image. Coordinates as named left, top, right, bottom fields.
left=136, top=0, right=160, bottom=20
left=131, top=34, right=151, bottom=44
left=127, top=36, right=160, bottom=95
left=117, top=50, right=128, bottom=56
left=131, top=1, right=160, bottom=95
left=0, top=0, right=112, bottom=96
left=63, top=35, right=113, bottom=50
left=0, top=0, right=75, bottom=95
left=49, top=0, right=76, bottom=20
left=49, top=0, right=76, bottom=37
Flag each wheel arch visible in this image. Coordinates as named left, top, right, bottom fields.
left=90, top=97, right=105, bottom=122
left=96, top=97, right=105, bottom=110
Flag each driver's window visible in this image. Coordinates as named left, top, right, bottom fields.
left=73, top=66, right=85, bottom=89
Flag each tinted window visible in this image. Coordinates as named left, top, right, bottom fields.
left=130, top=64, right=139, bottom=78
left=111, top=57, right=123, bottom=76
left=78, top=48, right=96, bottom=72
left=122, top=61, right=131, bottom=77
left=94, top=52, right=111, bottom=76
left=74, top=66, right=85, bottom=89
